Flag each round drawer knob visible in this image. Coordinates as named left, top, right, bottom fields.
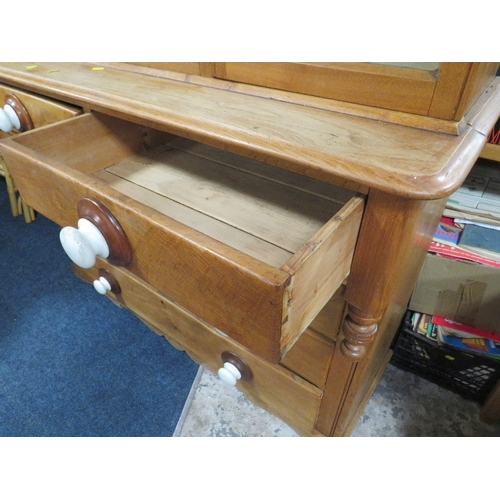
left=60, top=218, right=109, bottom=268
left=0, top=94, right=34, bottom=133
left=93, top=268, right=121, bottom=295
left=218, top=362, right=242, bottom=386
left=93, top=276, right=112, bottom=295
left=0, top=105, right=20, bottom=133
left=217, top=351, right=253, bottom=386
left=60, top=198, right=132, bottom=269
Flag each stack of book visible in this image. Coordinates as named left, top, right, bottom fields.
left=487, top=117, right=500, bottom=146
left=410, top=311, right=500, bottom=360
left=409, top=157, right=500, bottom=360
left=430, top=158, right=500, bottom=268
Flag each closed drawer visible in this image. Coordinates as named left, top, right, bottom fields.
left=78, top=259, right=340, bottom=390
left=0, top=83, right=81, bottom=138
left=74, top=260, right=324, bottom=436
left=0, top=112, right=364, bottom=362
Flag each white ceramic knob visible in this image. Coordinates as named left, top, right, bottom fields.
left=218, top=362, right=242, bottom=386
left=0, top=104, right=21, bottom=133
left=0, top=108, right=12, bottom=133
left=59, top=218, right=110, bottom=269
left=93, top=276, right=112, bottom=295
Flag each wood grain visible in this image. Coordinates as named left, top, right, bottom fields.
left=0, top=82, right=81, bottom=128
left=74, top=261, right=323, bottom=436
left=214, top=62, right=437, bottom=116
left=0, top=136, right=289, bottom=362
left=317, top=191, right=448, bottom=435
left=0, top=112, right=360, bottom=362
left=0, top=63, right=497, bottom=199
left=281, top=196, right=364, bottom=353
left=92, top=170, right=293, bottom=267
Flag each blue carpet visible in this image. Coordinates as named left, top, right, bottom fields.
left=0, top=177, right=199, bottom=436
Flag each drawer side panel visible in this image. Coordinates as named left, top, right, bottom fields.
left=281, top=195, right=364, bottom=353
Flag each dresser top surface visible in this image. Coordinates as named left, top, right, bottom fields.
left=0, top=62, right=498, bottom=200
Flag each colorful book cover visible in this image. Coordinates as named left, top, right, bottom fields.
left=459, top=223, right=500, bottom=256
left=436, top=329, right=500, bottom=359
left=432, top=316, right=500, bottom=343
left=417, top=314, right=430, bottom=336
left=433, top=217, right=462, bottom=245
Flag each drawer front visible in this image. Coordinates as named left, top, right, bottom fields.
left=74, top=261, right=324, bottom=436
left=0, top=112, right=364, bottom=363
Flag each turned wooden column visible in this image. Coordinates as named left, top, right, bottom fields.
left=316, top=189, right=448, bottom=435
left=341, top=189, right=447, bottom=360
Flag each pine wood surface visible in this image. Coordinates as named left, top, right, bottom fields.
left=214, top=62, right=437, bottom=116
left=0, top=112, right=361, bottom=362
left=315, top=191, right=448, bottom=435
left=0, top=63, right=498, bottom=199
left=481, top=143, right=500, bottom=162
left=307, top=285, right=346, bottom=343
left=452, top=63, right=500, bottom=122
left=73, top=261, right=324, bottom=436
left=335, top=194, right=448, bottom=435
left=0, top=83, right=81, bottom=221
left=2, top=64, right=499, bottom=435
left=97, top=62, right=469, bottom=136
left=140, top=62, right=497, bottom=122
left=0, top=83, right=81, bottom=129
left=0, top=132, right=290, bottom=362
left=93, top=169, right=293, bottom=267
left=101, top=144, right=344, bottom=258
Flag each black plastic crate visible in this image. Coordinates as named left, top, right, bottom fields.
left=390, top=312, right=500, bottom=403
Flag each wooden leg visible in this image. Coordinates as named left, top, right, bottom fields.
left=2, top=160, right=20, bottom=217
left=21, top=198, right=35, bottom=223
left=341, top=190, right=448, bottom=361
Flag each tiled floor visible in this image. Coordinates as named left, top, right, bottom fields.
left=175, top=364, right=500, bottom=437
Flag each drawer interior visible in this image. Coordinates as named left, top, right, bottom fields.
left=3, top=112, right=364, bottom=361
left=14, top=112, right=356, bottom=269
left=93, top=137, right=354, bottom=268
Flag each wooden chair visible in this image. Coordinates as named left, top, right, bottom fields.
left=0, top=155, right=36, bottom=223
left=0, top=92, right=36, bottom=223
left=0, top=87, right=82, bottom=224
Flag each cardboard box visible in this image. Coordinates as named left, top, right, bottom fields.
left=410, top=253, right=500, bottom=335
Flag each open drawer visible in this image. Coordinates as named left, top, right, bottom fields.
left=0, top=112, right=364, bottom=362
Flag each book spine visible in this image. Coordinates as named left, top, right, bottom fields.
left=429, top=241, right=500, bottom=268
left=487, top=118, right=500, bottom=145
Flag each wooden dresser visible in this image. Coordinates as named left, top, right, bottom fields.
left=0, top=62, right=499, bottom=436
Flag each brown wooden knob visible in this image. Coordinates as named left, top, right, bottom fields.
left=77, top=198, right=132, bottom=266
left=95, top=268, right=122, bottom=295
left=5, top=93, right=34, bottom=131
left=220, top=351, right=253, bottom=382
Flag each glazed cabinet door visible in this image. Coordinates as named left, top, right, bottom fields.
left=213, top=62, right=499, bottom=120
